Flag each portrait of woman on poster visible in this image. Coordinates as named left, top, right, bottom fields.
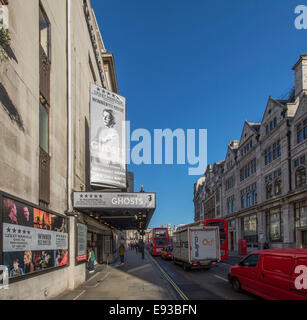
left=91, top=108, right=120, bottom=165
left=23, top=251, right=34, bottom=274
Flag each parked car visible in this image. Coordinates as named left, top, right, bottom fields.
left=228, top=249, right=307, bottom=300
left=161, top=246, right=173, bottom=260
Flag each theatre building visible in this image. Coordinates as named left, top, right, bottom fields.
left=0, top=0, right=155, bottom=299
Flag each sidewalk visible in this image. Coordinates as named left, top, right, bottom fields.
left=54, top=249, right=178, bottom=300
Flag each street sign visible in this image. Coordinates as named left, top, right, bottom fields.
left=73, top=192, right=156, bottom=209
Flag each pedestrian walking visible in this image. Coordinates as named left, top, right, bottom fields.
left=263, top=241, right=270, bottom=249
left=140, top=240, right=145, bottom=260
left=87, top=247, right=95, bottom=273
left=119, top=242, right=126, bottom=265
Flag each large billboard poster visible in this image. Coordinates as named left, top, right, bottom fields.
left=90, top=83, right=126, bottom=189
left=2, top=197, right=69, bottom=279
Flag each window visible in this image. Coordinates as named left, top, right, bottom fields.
left=264, top=141, right=280, bottom=165
left=274, top=117, right=277, bottom=128
left=228, top=219, right=235, bottom=229
left=242, top=215, right=257, bottom=246
left=241, top=184, right=257, bottom=208
left=39, top=6, right=50, bottom=60
left=227, top=160, right=233, bottom=170
left=296, top=119, right=307, bottom=144
left=265, top=169, right=282, bottom=198
left=241, top=254, right=259, bottom=267
left=297, top=124, right=303, bottom=143
left=275, top=178, right=282, bottom=195
left=241, top=140, right=254, bottom=157
left=266, top=182, right=273, bottom=199
left=273, top=142, right=277, bottom=160
left=226, top=176, right=235, bottom=191
left=266, top=209, right=283, bottom=242
left=39, top=102, right=49, bottom=153
left=295, top=200, right=307, bottom=228
left=295, top=159, right=299, bottom=167
left=227, top=195, right=235, bottom=214
left=266, top=118, right=278, bottom=135
left=295, top=156, right=306, bottom=168
left=247, top=192, right=251, bottom=207
left=295, top=167, right=306, bottom=188
left=296, top=119, right=307, bottom=143
left=252, top=189, right=257, bottom=205
left=241, top=194, right=245, bottom=209
left=240, top=159, right=257, bottom=181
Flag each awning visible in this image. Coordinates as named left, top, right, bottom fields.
left=73, top=192, right=156, bottom=231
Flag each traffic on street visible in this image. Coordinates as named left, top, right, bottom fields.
left=150, top=252, right=258, bottom=300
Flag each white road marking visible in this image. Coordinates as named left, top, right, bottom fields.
left=214, top=275, right=228, bottom=282
left=73, top=290, right=86, bottom=300
left=147, top=253, right=188, bottom=300
left=88, top=270, right=102, bottom=281
left=93, top=271, right=110, bottom=287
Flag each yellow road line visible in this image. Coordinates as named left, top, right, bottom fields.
left=147, top=252, right=189, bottom=300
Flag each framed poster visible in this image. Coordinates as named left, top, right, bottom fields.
left=90, top=84, right=127, bottom=189
left=1, top=195, right=69, bottom=279
left=77, top=223, right=87, bottom=262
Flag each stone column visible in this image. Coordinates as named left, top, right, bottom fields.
left=236, top=217, right=241, bottom=253
left=257, top=211, right=265, bottom=250
left=67, top=216, right=76, bottom=290
left=282, top=203, right=295, bottom=247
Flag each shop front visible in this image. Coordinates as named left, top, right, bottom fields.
left=241, top=214, right=258, bottom=249
left=72, top=191, right=156, bottom=258
left=295, top=199, right=307, bottom=248
left=265, top=207, right=283, bottom=247
left=84, top=215, right=114, bottom=264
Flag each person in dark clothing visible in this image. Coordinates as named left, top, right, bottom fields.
left=139, top=241, right=145, bottom=260
left=119, top=243, right=126, bottom=264
left=263, top=241, right=270, bottom=249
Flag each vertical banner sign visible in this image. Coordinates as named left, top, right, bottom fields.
left=90, top=84, right=127, bottom=188
left=77, top=223, right=87, bottom=262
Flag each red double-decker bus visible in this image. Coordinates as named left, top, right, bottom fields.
left=177, top=219, right=229, bottom=260
left=149, top=228, right=170, bottom=256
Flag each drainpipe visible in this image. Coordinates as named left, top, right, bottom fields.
left=67, top=0, right=72, bottom=212
left=66, top=0, right=74, bottom=290
left=287, top=120, right=292, bottom=192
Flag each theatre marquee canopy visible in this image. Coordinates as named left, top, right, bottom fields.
left=73, top=192, right=156, bottom=230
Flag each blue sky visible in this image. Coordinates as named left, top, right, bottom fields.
left=91, top=0, right=307, bottom=228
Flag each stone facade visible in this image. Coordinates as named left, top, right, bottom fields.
left=194, top=162, right=224, bottom=221
left=193, top=55, right=307, bottom=254
left=0, top=0, right=122, bottom=299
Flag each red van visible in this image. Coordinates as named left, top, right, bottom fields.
left=228, top=249, right=307, bottom=300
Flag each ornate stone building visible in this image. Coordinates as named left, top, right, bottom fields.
left=194, top=55, right=307, bottom=254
